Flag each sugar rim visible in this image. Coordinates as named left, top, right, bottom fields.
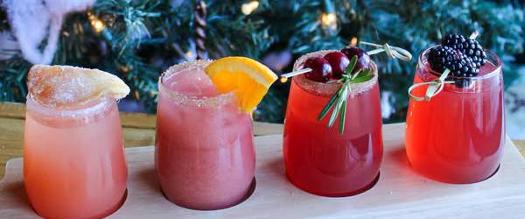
left=292, top=50, right=379, bottom=97
left=158, top=60, right=236, bottom=108
left=417, top=46, right=502, bottom=82
left=25, top=94, right=115, bottom=126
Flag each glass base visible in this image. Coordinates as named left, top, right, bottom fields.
left=286, top=172, right=380, bottom=197
left=409, top=161, right=501, bottom=184
left=31, top=188, right=127, bottom=219
left=162, top=178, right=256, bottom=210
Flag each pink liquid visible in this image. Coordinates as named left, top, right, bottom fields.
left=405, top=50, right=504, bottom=183
left=283, top=51, right=383, bottom=196
left=155, top=62, right=255, bottom=210
left=24, top=98, right=127, bottom=219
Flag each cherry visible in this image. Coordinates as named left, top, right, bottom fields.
left=324, top=51, right=350, bottom=79
left=340, top=46, right=371, bottom=73
left=303, top=57, right=332, bottom=82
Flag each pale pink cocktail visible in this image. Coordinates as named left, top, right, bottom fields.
left=24, top=97, right=127, bottom=219
left=24, top=65, right=129, bottom=219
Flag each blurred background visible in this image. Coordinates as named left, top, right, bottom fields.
left=0, top=0, right=524, bottom=139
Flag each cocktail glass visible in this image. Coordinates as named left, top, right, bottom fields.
left=155, top=60, right=255, bottom=210
left=405, top=48, right=504, bottom=183
left=24, top=89, right=127, bottom=219
left=283, top=50, right=383, bottom=197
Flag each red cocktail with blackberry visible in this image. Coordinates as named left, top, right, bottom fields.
left=283, top=47, right=383, bottom=196
left=406, top=34, right=504, bottom=183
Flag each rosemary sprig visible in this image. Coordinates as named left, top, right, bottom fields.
left=318, top=55, right=374, bottom=134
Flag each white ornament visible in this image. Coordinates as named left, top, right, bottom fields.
left=2, top=0, right=95, bottom=64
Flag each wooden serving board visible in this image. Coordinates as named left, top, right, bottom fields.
left=1, top=124, right=525, bottom=218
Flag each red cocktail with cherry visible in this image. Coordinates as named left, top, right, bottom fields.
left=283, top=47, right=383, bottom=197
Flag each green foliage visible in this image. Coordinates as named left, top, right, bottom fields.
left=0, top=0, right=524, bottom=122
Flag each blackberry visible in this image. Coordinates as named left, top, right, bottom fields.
left=460, top=38, right=487, bottom=69
left=442, top=33, right=466, bottom=50
left=455, top=54, right=477, bottom=77
left=428, top=46, right=461, bottom=74
left=441, top=33, right=487, bottom=69
left=453, top=53, right=478, bottom=88
left=427, top=45, right=478, bottom=88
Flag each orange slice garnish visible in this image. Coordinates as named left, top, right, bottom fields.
left=204, top=57, right=277, bottom=113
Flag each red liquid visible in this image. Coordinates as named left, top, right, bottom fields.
left=283, top=71, right=383, bottom=196
left=405, top=50, right=504, bottom=184
left=155, top=62, right=255, bottom=210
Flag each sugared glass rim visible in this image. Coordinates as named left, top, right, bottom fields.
left=25, top=94, right=114, bottom=119
left=292, top=50, right=378, bottom=96
left=418, top=46, right=502, bottom=81
left=158, top=60, right=235, bottom=108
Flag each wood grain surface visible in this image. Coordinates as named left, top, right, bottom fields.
left=2, top=124, right=525, bottom=218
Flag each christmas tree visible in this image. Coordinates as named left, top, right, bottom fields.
left=1, top=0, right=524, bottom=122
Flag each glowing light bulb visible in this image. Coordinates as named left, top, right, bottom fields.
left=87, top=12, right=106, bottom=33
left=350, top=37, right=358, bottom=46
left=242, top=1, right=259, bottom=15
left=186, top=51, right=193, bottom=58
left=320, top=12, right=337, bottom=30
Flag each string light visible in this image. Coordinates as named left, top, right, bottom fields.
left=119, top=65, right=130, bottom=73
left=241, top=1, right=259, bottom=15
left=320, top=12, right=337, bottom=30
left=87, top=11, right=106, bottom=33
left=350, top=37, right=358, bottom=46
left=185, top=50, right=194, bottom=59
left=320, top=0, right=337, bottom=31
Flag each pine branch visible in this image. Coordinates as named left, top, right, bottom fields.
left=0, top=0, right=523, bottom=121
